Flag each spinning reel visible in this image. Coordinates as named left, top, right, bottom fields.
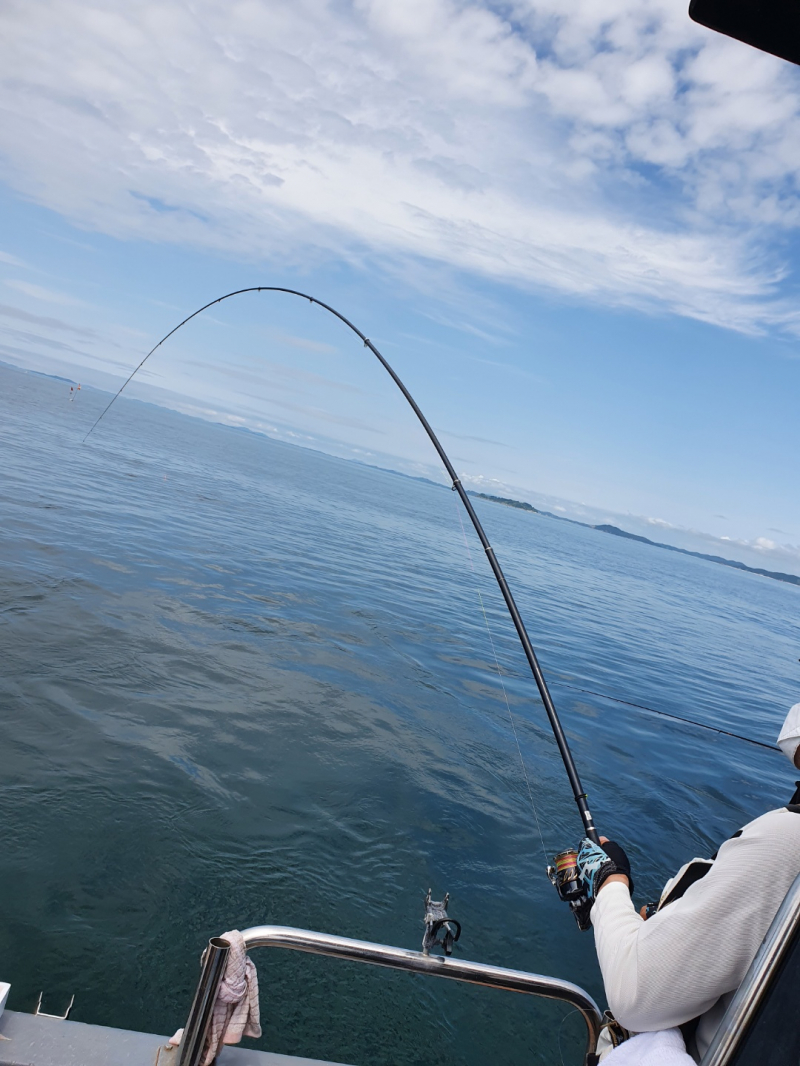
left=547, top=848, right=592, bottom=931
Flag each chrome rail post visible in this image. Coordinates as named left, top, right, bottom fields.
left=239, top=925, right=602, bottom=1063
left=700, top=871, right=800, bottom=1066
left=177, top=936, right=231, bottom=1066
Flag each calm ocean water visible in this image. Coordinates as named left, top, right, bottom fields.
left=1, top=360, right=798, bottom=1065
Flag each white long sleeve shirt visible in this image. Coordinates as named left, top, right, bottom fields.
left=592, top=807, right=800, bottom=1059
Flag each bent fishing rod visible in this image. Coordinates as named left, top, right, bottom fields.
left=84, top=287, right=601, bottom=853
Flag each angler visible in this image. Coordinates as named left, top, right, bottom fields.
left=568, top=702, right=800, bottom=1063
left=552, top=1, right=800, bottom=1058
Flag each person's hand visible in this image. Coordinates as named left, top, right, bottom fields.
left=597, top=835, right=635, bottom=895
left=599, top=836, right=634, bottom=895
left=576, top=839, right=620, bottom=902
left=576, top=837, right=635, bottom=903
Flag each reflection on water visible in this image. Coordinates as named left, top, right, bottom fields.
left=0, top=363, right=798, bottom=1064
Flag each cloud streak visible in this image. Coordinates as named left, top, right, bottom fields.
left=5, top=279, right=83, bottom=305
left=0, top=302, right=97, bottom=338
left=0, top=250, right=27, bottom=267
left=0, top=322, right=93, bottom=357
left=1, top=0, right=800, bottom=332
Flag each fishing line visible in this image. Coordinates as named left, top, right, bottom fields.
left=553, top=682, right=779, bottom=752
left=556, top=1008, right=583, bottom=1066
left=451, top=491, right=549, bottom=864
left=84, top=286, right=600, bottom=843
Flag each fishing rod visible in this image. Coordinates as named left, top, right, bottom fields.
left=85, top=286, right=601, bottom=851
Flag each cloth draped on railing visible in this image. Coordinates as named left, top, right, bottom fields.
left=170, top=929, right=261, bottom=1064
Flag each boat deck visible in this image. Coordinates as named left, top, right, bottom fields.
left=0, top=1011, right=350, bottom=1066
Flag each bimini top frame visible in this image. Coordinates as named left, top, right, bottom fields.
left=176, top=925, right=603, bottom=1066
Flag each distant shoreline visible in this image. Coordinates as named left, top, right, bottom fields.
left=593, top=523, right=800, bottom=587
left=468, top=488, right=799, bottom=588
left=4, top=358, right=797, bottom=589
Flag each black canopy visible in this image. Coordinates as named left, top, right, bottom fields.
left=689, top=0, right=800, bottom=66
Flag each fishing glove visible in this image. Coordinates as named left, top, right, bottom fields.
left=599, top=839, right=634, bottom=896
left=576, top=838, right=634, bottom=901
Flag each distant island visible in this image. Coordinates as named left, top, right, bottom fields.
left=467, top=484, right=799, bottom=588
left=469, top=492, right=538, bottom=513
left=595, top=524, right=800, bottom=587
left=0, top=359, right=76, bottom=385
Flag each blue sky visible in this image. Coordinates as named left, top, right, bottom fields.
left=2, top=0, right=800, bottom=573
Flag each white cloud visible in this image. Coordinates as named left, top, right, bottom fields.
left=267, top=330, right=337, bottom=355
left=5, top=279, right=83, bottom=305
left=0, top=302, right=96, bottom=337
left=1, top=0, right=800, bottom=332
left=728, top=534, right=800, bottom=566
left=643, top=516, right=678, bottom=530
left=0, top=250, right=27, bottom=267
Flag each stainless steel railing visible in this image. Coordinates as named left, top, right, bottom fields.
left=700, top=870, right=800, bottom=1066
left=177, top=925, right=602, bottom=1066
left=176, top=937, right=230, bottom=1066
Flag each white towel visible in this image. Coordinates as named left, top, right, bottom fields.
left=600, top=1028, right=694, bottom=1065
left=170, top=929, right=262, bottom=1064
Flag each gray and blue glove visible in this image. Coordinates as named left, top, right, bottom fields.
left=576, top=838, right=634, bottom=901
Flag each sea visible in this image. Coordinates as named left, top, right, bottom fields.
left=1, top=359, right=798, bottom=1065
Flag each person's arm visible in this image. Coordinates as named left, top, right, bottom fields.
left=592, top=811, right=800, bottom=1032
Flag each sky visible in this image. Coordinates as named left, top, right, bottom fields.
left=1, top=0, right=800, bottom=574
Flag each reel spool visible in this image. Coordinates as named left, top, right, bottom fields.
left=548, top=848, right=593, bottom=931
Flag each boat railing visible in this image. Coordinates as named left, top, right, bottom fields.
left=176, top=925, right=603, bottom=1066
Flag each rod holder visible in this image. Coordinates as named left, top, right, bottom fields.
left=177, top=936, right=230, bottom=1066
